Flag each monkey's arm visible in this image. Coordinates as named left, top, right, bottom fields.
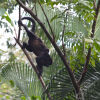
left=22, top=42, right=33, bottom=52
left=18, top=20, right=37, bottom=38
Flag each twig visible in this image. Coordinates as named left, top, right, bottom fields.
left=16, top=0, right=80, bottom=94
left=38, top=1, right=55, bottom=40
left=78, top=48, right=91, bottom=85
left=62, top=21, right=66, bottom=57
left=91, top=0, right=100, bottom=38
left=13, top=26, right=17, bottom=38
left=78, top=0, right=100, bottom=85
left=34, top=1, right=37, bottom=16
left=93, top=0, right=96, bottom=10
left=18, top=5, right=21, bottom=41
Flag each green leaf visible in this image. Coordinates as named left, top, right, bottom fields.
left=9, top=80, right=14, bottom=87
left=6, top=95, right=10, bottom=99
left=46, top=0, right=51, bottom=3
left=21, top=96, right=26, bottom=100
left=50, top=15, right=58, bottom=22
left=31, top=96, right=37, bottom=100
left=39, top=0, right=45, bottom=4
left=90, top=58, right=95, bottom=67
left=2, top=13, right=13, bottom=26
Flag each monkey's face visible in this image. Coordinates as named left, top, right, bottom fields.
left=36, top=53, right=52, bottom=67
left=44, top=54, right=52, bottom=66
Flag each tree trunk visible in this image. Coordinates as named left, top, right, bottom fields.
left=76, top=89, right=85, bottom=100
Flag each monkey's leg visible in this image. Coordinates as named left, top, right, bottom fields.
left=36, top=53, right=52, bottom=67
left=37, top=65, right=43, bottom=76
left=22, top=42, right=33, bottom=52
left=36, top=56, right=44, bottom=76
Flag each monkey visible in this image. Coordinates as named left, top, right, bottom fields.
left=18, top=17, right=52, bottom=76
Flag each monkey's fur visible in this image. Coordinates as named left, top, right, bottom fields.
left=18, top=17, right=52, bottom=76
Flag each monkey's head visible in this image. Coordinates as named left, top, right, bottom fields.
left=36, top=53, right=52, bottom=67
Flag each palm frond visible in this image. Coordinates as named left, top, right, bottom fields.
left=46, top=58, right=100, bottom=100
left=0, top=62, right=43, bottom=98
left=34, top=4, right=88, bottom=43
left=46, top=68, right=75, bottom=100
left=81, top=61, right=100, bottom=100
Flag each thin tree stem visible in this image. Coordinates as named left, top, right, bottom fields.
left=78, top=0, right=100, bottom=85
left=38, top=1, right=55, bottom=40
left=18, top=5, right=21, bottom=41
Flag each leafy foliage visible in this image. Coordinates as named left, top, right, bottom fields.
left=82, top=60, right=100, bottom=100
left=0, top=0, right=100, bottom=100
left=0, top=62, right=43, bottom=99
left=46, top=68, right=75, bottom=100
left=46, top=59, right=100, bottom=100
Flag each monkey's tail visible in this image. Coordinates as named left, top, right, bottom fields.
left=21, top=17, right=35, bottom=33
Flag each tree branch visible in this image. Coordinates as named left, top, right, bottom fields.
left=16, top=0, right=80, bottom=94
left=14, top=38, right=44, bottom=85
left=14, top=38, right=52, bottom=100
left=78, top=0, right=100, bottom=85
left=34, top=2, right=37, bottom=16
left=91, top=0, right=100, bottom=38
left=78, top=48, right=91, bottom=85
left=18, top=5, right=21, bottom=41
left=38, top=1, right=55, bottom=40
left=93, top=0, right=96, bottom=11
left=62, top=21, right=66, bottom=57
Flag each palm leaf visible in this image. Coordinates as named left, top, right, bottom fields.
left=33, top=4, right=88, bottom=42
left=0, top=62, right=43, bottom=99
left=81, top=60, right=100, bottom=100
left=46, top=59, right=100, bottom=100
left=46, top=68, right=75, bottom=100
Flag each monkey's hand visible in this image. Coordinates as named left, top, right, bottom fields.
left=18, top=20, right=23, bottom=26
left=22, top=42, right=27, bottom=49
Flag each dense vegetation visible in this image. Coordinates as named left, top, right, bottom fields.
left=0, top=0, right=100, bottom=100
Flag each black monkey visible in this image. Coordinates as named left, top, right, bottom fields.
left=18, top=17, right=52, bottom=76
